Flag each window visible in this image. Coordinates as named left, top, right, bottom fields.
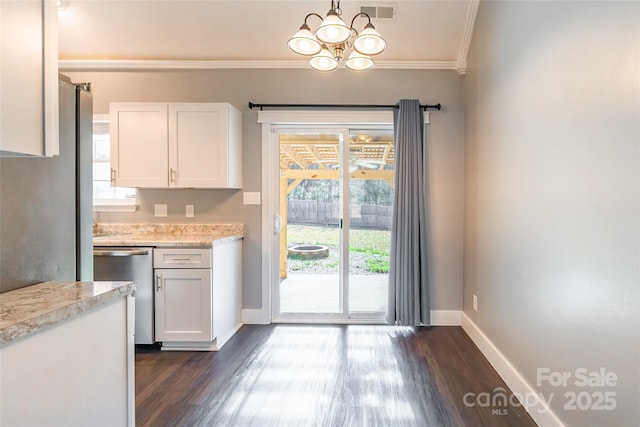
left=93, top=115, right=137, bottom=211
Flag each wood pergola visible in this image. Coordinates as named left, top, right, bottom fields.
left=278, top=133, right=395, bottom=278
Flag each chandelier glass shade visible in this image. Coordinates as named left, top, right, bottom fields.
left=345, top=51, right=374, bottom=71
left=308, top=44, right=340, bottom=72
left=288, top=1, right=386, bottom=71
left=316, top=10, right=351, bottom=44
left=352, top=23, right=386, bottom=56
left=287, top=24, right=322, bottom=56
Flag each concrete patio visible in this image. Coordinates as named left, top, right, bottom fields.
left=279, top=273, right=388, bottom=314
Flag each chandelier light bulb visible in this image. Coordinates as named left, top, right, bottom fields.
left=326, top=27, right=339, bottom=40
left=363, top=38, right=376, bottom=51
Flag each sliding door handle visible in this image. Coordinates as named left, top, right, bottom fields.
left=274, top=215, right=282, bottom=234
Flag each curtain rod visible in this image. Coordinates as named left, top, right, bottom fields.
left=248, top=102, right=442, bottom=111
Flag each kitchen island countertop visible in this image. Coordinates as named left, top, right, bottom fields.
left=0, top=281, right=135, bottom=344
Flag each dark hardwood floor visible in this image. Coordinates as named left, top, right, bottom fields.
left=136, top=325, right=537, bottom=427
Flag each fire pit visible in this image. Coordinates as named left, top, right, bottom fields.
left=287, top=245, right=329, bottom=260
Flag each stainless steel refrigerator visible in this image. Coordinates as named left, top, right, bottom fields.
left=0, top=75, right=93, bottom=292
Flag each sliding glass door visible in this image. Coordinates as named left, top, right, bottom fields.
left=278, top=130, right=343, bottom=315
left=273, top=127, right=394, bottom=322
left=347, top=130, right=395, bottom=318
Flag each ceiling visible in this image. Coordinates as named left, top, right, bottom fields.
left=58, top=0, right=478, bottom=74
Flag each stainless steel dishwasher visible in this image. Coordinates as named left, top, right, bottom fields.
left=94, top=247, right=154, bottom=344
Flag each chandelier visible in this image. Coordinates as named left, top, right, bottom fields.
left=288, top=0, right=387, bottom=72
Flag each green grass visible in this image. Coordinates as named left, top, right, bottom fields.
left=286, top=224, right=390, bottom=274
left=366, top=258, right=390, bottom=273
left=287, top=225, right=340, bottom=246
left=350, top=246, right=388, bottom=256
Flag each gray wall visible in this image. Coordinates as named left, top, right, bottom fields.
left=0, top=80, right=78, bottom=292
left=463, top=1, right=639, bottom=425
left=65, top=69, right=465, bottom=311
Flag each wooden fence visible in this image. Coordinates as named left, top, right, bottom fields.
left=288, top=200, right=392, bottom=230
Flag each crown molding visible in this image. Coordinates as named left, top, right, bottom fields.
left=58, top=59, right=460, bottom=72
left=456, top=0, right=480, bottom=76
left=58, top=60, right=308, bottom=71
left=375, top=61, right=458, bottom=70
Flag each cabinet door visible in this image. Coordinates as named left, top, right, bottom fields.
left=169, top=103, right=231, bottom=188
left=110, top=103, right=168, bottom=187
left=0, top=0, right=58, bottom=157
left=154, top=268, right=213, bottom=342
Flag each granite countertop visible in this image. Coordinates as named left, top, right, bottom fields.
left=93, top=223, right=245, bottom=247
left=0, top=281, right=135, bottom=345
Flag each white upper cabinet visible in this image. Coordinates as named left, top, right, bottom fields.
left=169, top=103, right=242, bottom=189
left=0, top=0, right=59, bottom=157
left=110, top=103, right=169, bottom=187
left=110, top=102, right=242, bottom=189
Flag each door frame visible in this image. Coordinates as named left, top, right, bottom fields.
left=257, top=110, right=430, bottom=324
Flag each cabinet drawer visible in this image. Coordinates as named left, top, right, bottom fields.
left=154, top=248, right=212, bottom=268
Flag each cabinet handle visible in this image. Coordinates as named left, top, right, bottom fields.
left=156, top=273, right=163, bottom=291
left=110, top=168, right=116, bottom=184
left=170, top=168, right=176, bottom=183
left=170, top=257, right=190, bottom=261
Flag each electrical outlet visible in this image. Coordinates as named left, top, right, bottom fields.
left=473, top=294, right=478, bottom=311
left=243, top=192, right=261, bottom=205
left=186, top=205, right=194, bottom=218
left=154, top=204, right=168, bottom=217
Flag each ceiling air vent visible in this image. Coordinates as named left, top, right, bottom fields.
left=360, top=4, right=397, bottom=20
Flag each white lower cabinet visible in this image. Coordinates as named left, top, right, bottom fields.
left=154, top=268, right=213, bottom=343
left=1, top=294, right=135, bottom=426
left=153, top=243, right=242, bottom=351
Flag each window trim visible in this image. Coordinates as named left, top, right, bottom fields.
left=92, top=114, right=138, bottom=212
left=93, top=199, right=137, bottom=213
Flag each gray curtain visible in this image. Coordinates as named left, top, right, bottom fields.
left=387, top=99, right=430, bottom=326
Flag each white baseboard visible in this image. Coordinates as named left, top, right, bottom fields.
left=430, top=310, right=461, bottom=325
left=216, top=323, right=244, bottom=349
left=461, top=313, right=565, bottom=427
left=242, top=308, right=270, bottom=324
